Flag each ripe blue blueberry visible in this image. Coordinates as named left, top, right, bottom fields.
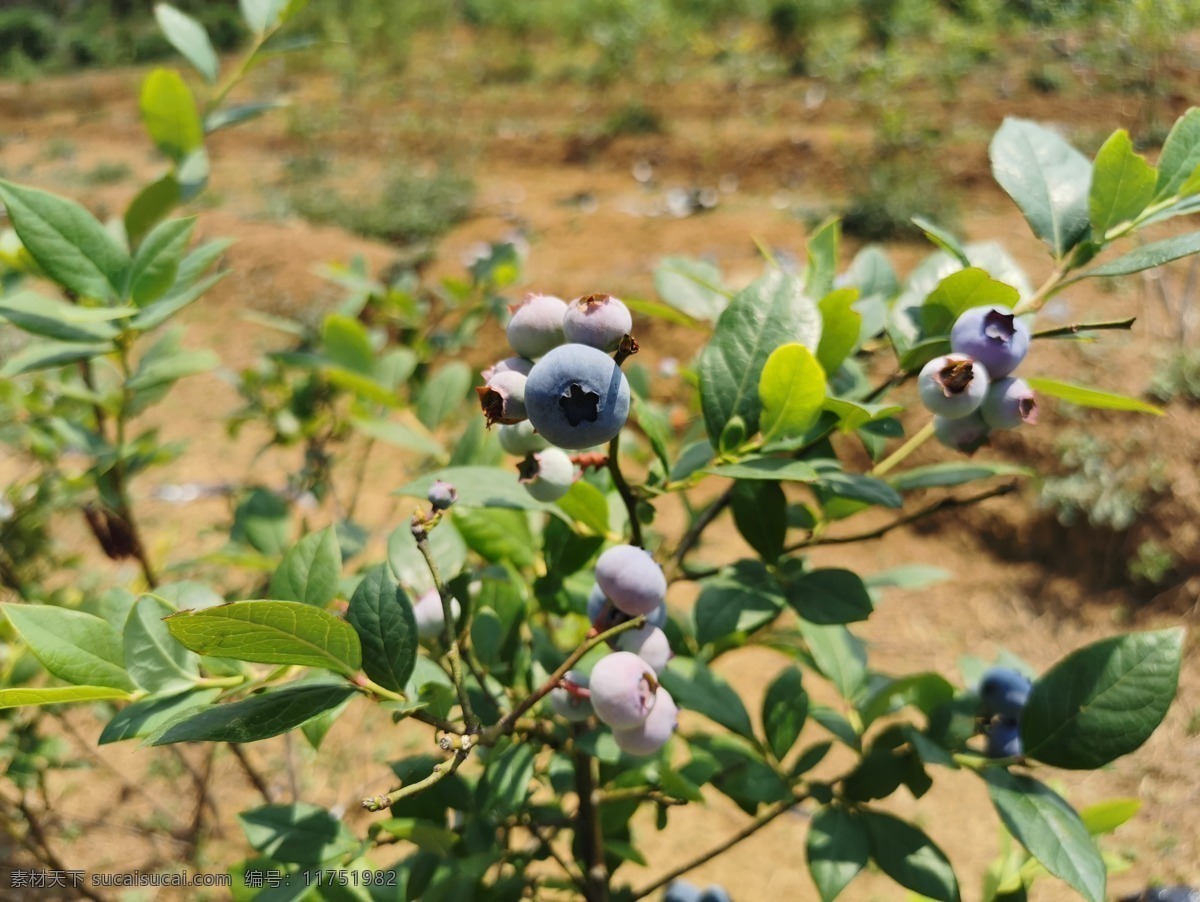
left=589, top=651, right=658, bottom=729
left=412, top=588, right=461, bottom=640
left=933, top=411, right=990, bottom=453
left=588, top=584, right=667, bottom=630
left=595, top=544, right=667, bottom=617
left=950, top=305, right=1030, bottom=378
left=979, top=666, right=1032, bottom=719
left=524, top=343, right=630, bottom=449
left=518, top=448, right=576, bottom=502
left=507, top=293, right=567, bottom=359
left=482, top=356, right=534, bottom=383
left=549, top=669, right=594, bottom=722
left=427, top=480, right=457, bottom=510
left=986, top=717, right=1023, bottom=758
left=980, top=376, right=1038, bottom=430
left=918, top=353, right=990, bottom=419
left=698, top=888, right=732, bottom=902
left=477, top=370, right=528, bottom=427
left=562, top=293, right=633, bottom=351
left=663, top=882, right=702, bottom=902
left=614, top=623, right=672, bottom=674
left=612, top=685, right=678, bottom=755
left=498, top=420, right=549, bottom=455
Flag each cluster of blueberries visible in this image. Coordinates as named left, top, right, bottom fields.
left=549, top=544, right=679, bottom=757
left=478, top=292, right=634, bottom=503
left=978, top=666, right=1032, bottom=758
left=918, top=304, right=1038, bottom=453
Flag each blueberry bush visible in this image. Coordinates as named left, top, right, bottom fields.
left=0, top=4, right=1196, bottom=901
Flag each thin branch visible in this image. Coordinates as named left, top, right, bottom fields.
left=11, top=794, right=110, bottom=902
left=597, top=787, right=687, bottom=807
left=1032, top=317, right=1137, bottom=340
left=527, top=822, right=587, bottom=894
left=632, top=793, right=807, bottom=899
left=227, top=743, right=274, bottom=804
left=608, top=430, right=642, bottom=547
left=576, top=749, right=608, bottom=902
left=667, top=487, right=732, bottom=580
left=362, top=749, right=468, bottom=811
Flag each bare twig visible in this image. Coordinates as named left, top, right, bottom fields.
left=227, top=743, right=274, bottom=804
left=607, top=430, right=642, bottom=547
left=1031, top=317, right=1137, bottom=340
left=362, top=749, right=468, bottom=811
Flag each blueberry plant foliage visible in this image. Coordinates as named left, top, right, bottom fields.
left=0, top=5, right=1195, bottom=901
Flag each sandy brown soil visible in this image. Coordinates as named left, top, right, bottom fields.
left=1, top=28, right=1198, bottom=901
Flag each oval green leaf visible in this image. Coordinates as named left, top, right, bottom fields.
left=1026, top=377, right=1163, bottom=415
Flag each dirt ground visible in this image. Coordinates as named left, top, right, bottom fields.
left=1, top=29, right=1198, bottom=901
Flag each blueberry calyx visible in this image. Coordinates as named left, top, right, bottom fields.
left=982, top=310, right=1017, bottom=344
left=559, top=382, right=600, bottom=425
left=938, top=358, right=977, bottom=395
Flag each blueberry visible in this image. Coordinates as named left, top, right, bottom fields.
left=595, top=544, right=667, bottom=617
left=498, top=420, right=549, bottom=455
left=950, top=305, right=1030, bottom=378
left=412, top=588, right=461, bottom=640
left=986, top=717, right=1023, bottom=758
left=1124, top=888, right=1200, bottom=902
left=482, top=356, right=535, bottom=383
left=980, top=376, right=1038, bottom=430
left=507, top=293, right=567, bottom=359
left=979, top=666, right=1032, bottom=719
left=427, top=480, right=457, bottom=510
left=918, top=353, right=990, bottom=419
left=588, top=584, right=667, bottom=630
left=933, top=411, right=990, bottom=453
left=477, top=370, right=528, bottom=427
left=663, top=882, right=702, bottom=902
left=589, top=651, right=658, bottom=729
left=563, top=293, right=633, bottom=351
left=614, top=623, right=672, bottom=674
left=698, top=888, right=732, bottom=902
left=518, top=448, right=576, bottom=502
left=525, top=343, right=631, bottom=449
left=549, top=669, right=594, bottom=722
left=612, top=685, right=678, bottom=755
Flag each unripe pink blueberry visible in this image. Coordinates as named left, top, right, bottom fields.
left=595, top=544, right=667, bottom=617
left=477, top=370, right=528, bottom=427
left=517, top=447, right=576, bottom=502
left=549, top=669, right=594, bottom=722
left=612, top=685, right=678, bottom=755
left=482, top=356, right=535, bottom=383
left=589, top=651, right=658, bottom=729
left=498, top=420, right=548, bottom=455
left=587, top=584, right=666, bottom=630
left=614, top=624, right=672, bottom=673
left=562, top=293, right=633, bottom=352
left=507, top=293, right=567, bottom=359
left=950, top=305, right=1030, bottom=378
left=980, top=376, right=1038, bottom=430
left=933, top=411, right=990, bottom=453
left=412, top=588, right=461, bottom=640
left=918, top=353, right=990, bottom=419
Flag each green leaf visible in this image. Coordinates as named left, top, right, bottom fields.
left=154, top=4, right=219, bottom=83
left=653, top=256, right=729, bottom=322
left=887, top=461, right=1031, bottom=492
left=347, top=565, right=417, bottom=694
left=127, top=216, right=196, bottom=305
left=387, top=519, right=467, bottom=596
left=822, top=398, right=904, bottom=434
left=990, top=117, right=1092, bottom=258
left=984, top=769, right=1106, bottom=902
left=269, top=527, right=342, bottom=607
left=232, top=487, right=291, bottom=555
left=555, top=480, right=611, bottom=536
left=0, top=180, right=129, bottom=301
left=816, top=288, right=862, bottom=374
left=417, top=362, right=472, bottom=429
left=1025, top=377, right=1163, bottom=415
left=352, top=416, right=444, bottom=459
left=1084, top=231, right=1200, bottom=277
left=2, top=603, right=136, bottom=692
left=0, top=292, right=124, bottom=342
left=814, top=468, right=902, bottom=509
left=805, top=218, right=840, bottom=300
left=730, top=479, right=786, bottom=562
left=693, top=560, right=787, bottom=645
left=99, top=688, right=221, bottom=743
left=912, top=216, right=971, bottom=267
left=323, top=314, right=375, bottom=375
left=129, top=269, right=228, bottom=332
left=371, top=819, right=460, bottom=856
left=1153, top=108, right=1200, bottom=201
left=125, top=174, right=182, bottom=248
left=125, top=331, right=218, bottom=394
left=862, top=810, right=960, bottom=901
left=453, top=508, right=535, bottom=569
left=806, top=806, right=869, bottom=902
left=859, top=673, right=955, bottom=727
left=140, top=68, right=205, bottom=163
left=787, top=569, right=873, bottom=625
left=759, top=343, right=827, bottom=444
left=165, top=601, right=362, bottom=677
left=703, top=456, right=819, bottom=482
left=864, top=565, right=951, bottom=591
left=1022, top=628, right=1183, bottom=769
left=478, top=743, right=536, bottom=820
left=395, top=467, right=557, bottom=514
left=801, top=622, right=866, bottom=701
left=762, top=667, right=807, bottom=761
left=238, top=802, right=359, bottom=865
left=921, top=268, right=1020, bottom=337
left=205, top=101, right=287, bottom=134
left=239, top=0, right=288, bottom=33
left=1089, top=129, right=1156, bottom=238
left=659, top=657, right=755, bottom=740
left=148, top=682, right=356, bottom=745
left=698, top=270, right=821, bottom=443
left=124, top=595, right=200, bottom=693
left=1078, top=798, right=1140, bottom=836
left=0, top=685, right=133, bottom=710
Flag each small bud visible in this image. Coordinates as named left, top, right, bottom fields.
left=427, top=480, right=458, bottom=510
